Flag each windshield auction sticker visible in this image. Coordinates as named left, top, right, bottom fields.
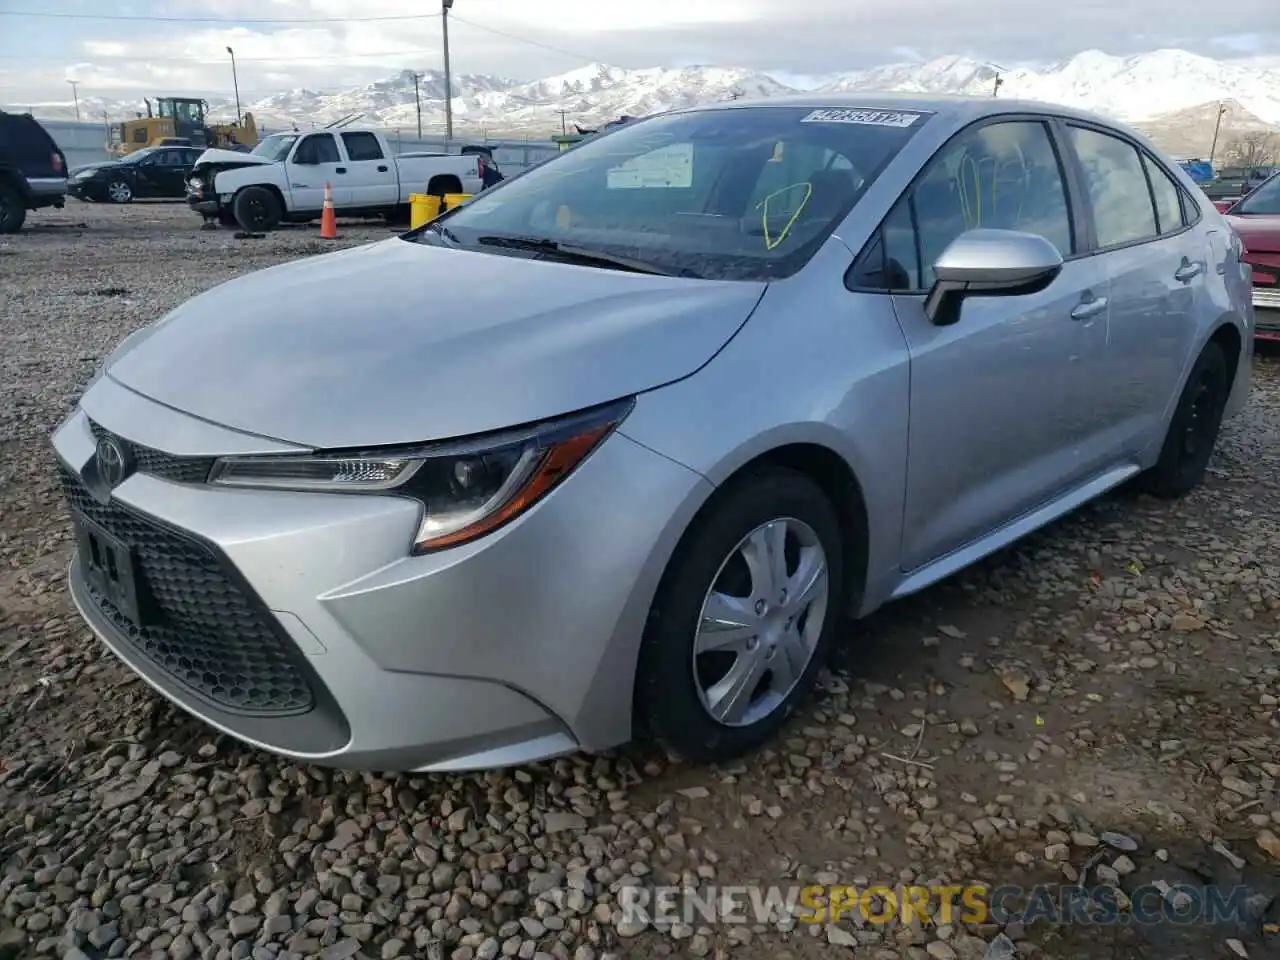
left=801, top=108, right=925, bottom=127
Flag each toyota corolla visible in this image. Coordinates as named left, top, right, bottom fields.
left=53, top=96, right=1252, bottom=772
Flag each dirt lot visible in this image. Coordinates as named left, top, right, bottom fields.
left=1, top=202, right=1278, bottom=960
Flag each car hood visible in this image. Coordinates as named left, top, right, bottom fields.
left=104, top=238, right=767, bottom=448
left=72, top=163, right=116, bottom=176
left=1225, top=213, right=1280, bottom=252
left=194, top=147, right=273, bottom=167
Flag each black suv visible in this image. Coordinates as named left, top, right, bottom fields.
left=0, top=110, right=69, bottom=233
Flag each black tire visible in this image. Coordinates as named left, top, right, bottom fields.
left=106, top=180, right=133, bottom=204
left=232, top=186, right=282, bottom=232
left=634, top=466, right=847, bottom=762
left=1141, top=341, right=1230, bottom=499
left=0, top=182, right=25, bottom=234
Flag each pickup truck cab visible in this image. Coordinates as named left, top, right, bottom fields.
left=187, top=128, right=483, bottom=230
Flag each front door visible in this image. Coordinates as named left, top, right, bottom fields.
left=875, top=118, right=1108, bottom=571
left=285, top=133, right=349, bottom=211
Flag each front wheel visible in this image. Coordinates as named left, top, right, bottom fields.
left=232, top=186, right=282, bottom=232
left=1141, top=340, right=1230, bottom=498
left=106, top=180, right=133, bottom=203
left=634, top=466, right=846, bottom=762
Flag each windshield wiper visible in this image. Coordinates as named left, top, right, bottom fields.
left=422, top=219, right=461, bottom=246
left=475, top=235, right=695, bottom=277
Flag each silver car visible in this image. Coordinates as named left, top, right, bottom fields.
left=52, top=95, right=1253, bottom=772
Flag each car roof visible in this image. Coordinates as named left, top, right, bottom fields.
left=671, top=92, right=1136, bottom=133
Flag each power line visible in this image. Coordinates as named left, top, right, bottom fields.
left=0, top=48, right=443, bottom=64
left=448, top=15, right=604, bottom=64
left=0, top=10, right=441, bottom=24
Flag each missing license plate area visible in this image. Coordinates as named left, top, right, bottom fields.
left=74, top=511, right=146, bottom=626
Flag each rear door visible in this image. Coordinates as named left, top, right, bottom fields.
left=285, top=133, right=348, bottom=210
left=340, top=132, right=397, bottom=208
left=1062, top=124, right=1201, bottom=456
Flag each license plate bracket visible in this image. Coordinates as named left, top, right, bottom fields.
left=73, top=510, right=146, bottom=626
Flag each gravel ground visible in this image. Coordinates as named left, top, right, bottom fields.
left=1, top=201, right=1279, bottom=960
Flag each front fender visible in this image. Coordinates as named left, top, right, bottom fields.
left=211, top=165, right=291, bottom=208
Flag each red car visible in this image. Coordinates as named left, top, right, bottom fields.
left=1222, top=172, right=1280, bottom=342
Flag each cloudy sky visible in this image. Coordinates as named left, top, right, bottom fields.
left=1, top=0, right=1278, bottom=108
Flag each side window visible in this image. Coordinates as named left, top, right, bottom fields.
left=1067, top=126, right=1158, bottom=248
left=1142, top=153, right=1185, bottom=235
left=909, top=120, right=1073, bottom=289
left=856, top=199, right=922, bottom=290
left=342, top=132, right=384, bottom=162
left=295, top=134, right=339, bottom=164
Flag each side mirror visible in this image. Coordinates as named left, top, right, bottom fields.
left=923, top=228, right=1064, bottom=326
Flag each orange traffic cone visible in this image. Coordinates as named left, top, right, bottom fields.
left=319, top=182, right=338, bottom=240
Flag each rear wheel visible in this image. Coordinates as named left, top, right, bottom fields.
left=0, top=182, right=25, bottom=233
left=634, top=466, right=846, bottom=762
left=232, top=187, right=282, bottom=232
left=1141, top=341, right=1230, bottom=498
left=106, top=180, right=133, bottom=203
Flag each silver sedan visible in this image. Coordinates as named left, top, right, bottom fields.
left=52, top=94, right=1253, bottom=772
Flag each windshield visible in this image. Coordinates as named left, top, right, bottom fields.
left=1234, top=173, right=1280, bottom=215
left=252, top=134, right=298, bottom=162
left=411, top=105, right=929, bottom=281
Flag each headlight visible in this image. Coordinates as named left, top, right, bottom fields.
left=208, top=398, right=634, bottom=553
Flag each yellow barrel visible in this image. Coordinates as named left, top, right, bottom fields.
left=409, top=193, right=441, bottom=229
left=442, top=192, right=473, bottom=211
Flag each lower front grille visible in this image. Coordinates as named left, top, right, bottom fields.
left=60, top=466, right=315, bottom=717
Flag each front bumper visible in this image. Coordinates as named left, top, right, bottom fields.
left=188, top=196, right=219, bottom=216
left=52, top=377, right=709, bottom=771
left=67, top=181, right=101, bottom=200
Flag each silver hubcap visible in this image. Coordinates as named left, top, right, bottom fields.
left=693, top=517, right=829, bottom=728
left=109, top=182, right=131, bottom=202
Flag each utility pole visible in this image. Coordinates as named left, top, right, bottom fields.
left=411, top=71, right=423, bottom=138
left=557, top=109, right=568, bottom=136
left=66, top=80, right=81, bottom=121
left=441, top=0, right=455, bottom=142
left=987, top=62, right=1006, bottom=98
left=226, top=47, right=242, bottom=125
left=1209, top=101, right=1227, bottom=167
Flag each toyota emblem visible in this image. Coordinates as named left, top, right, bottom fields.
left=95, top=435, right=132, bottom=488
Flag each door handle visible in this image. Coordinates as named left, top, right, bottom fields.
left=335, top=167, right=347, bottom=174
left=1174, top=259, right=1203, bottom=282
left=1070, top=296, right=1108, bottom=321
left=377, top=165, right=388, bottom=172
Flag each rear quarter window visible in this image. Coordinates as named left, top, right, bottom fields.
left=1, top=115, right=57, bottom=164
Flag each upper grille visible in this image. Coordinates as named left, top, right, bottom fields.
left=87, top=420, right=215, bottom=484
left=61, top=466, right=315, bottom=716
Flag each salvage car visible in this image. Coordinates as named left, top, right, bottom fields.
left=54, top=96, right=1253, bottom=772
left=1222, top=170, right=1280, bottom=341
left=0, top=108, right=67, bottom=232
left=187, top=128, right=483, bottom=229
left=69, top=146, right=205, bottom=203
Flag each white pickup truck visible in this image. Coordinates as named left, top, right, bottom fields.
left=186, top=128, right=483, bottom=230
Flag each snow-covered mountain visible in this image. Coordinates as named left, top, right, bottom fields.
left=11, top=48, right=1280, bottom=139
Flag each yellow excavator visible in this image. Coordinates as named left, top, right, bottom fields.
left=108, top=97, right=258, bottom=157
